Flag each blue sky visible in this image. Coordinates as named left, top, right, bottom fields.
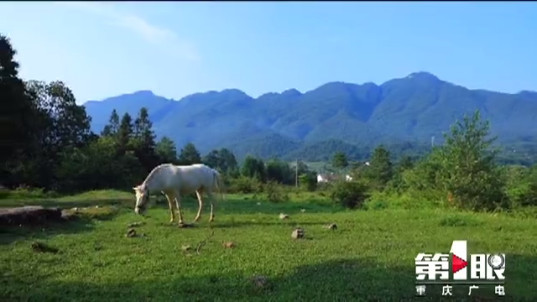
left=1, top=2, right=536, bottom=104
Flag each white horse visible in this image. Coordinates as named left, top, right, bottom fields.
left=133, top=163, right=224, bottom=225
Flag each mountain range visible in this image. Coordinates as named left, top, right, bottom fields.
left=83, top=72, right=537, bottom=163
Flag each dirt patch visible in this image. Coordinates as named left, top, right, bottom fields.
left=0, top=206, right=64, bottom=226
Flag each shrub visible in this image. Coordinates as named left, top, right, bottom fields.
left=228, top=176, right=263, bottom=194
left=264, top=181, right=289, bottom=203
left=330, top=180, right=369, bottom=209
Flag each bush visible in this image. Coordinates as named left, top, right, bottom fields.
left=363, top=190, right=444, bottom=211
left=227, top=176, right=263, bottom=194
left=264, top=181, right=289, bottom=203
left=330, top=180, right=369, bottom=209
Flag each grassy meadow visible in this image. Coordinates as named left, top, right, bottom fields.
left=1, top=189, right=537, bottom=301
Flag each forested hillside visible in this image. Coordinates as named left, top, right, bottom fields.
left=84, top=73, right=537, bottom=163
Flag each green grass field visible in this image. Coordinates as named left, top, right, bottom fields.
left=1, top=190, right=536, bottom=301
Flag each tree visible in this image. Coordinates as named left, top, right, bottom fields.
left=156, top=136, right=177, bottom=163
left=388, top=155, right=414, bottom=192
left=332, top=152, right=348, bottom=169
left=219, top=148, right=238, bottom=173
left=363, top=145, right=393, bottom=190
left=132, top=107, right=159, bottom=171
left=266, top=159, right=292, bottom=184
left=101, top=109, right=120, bottom=137
left=203, top=150, right=220, bottom=169
left=133, top=107, right=154, bottom=142
left=178, top=142, right=201, bottom=164
left=117, top=113, right=133, bottom=154
left=20, top=80, right=92, bottom=189
left=397, top=155, right=414, bottom=172
left=439, top=110, right=507, bottom=210
left=26, top=81, right=92, bottom=151
left=299, top=171, right=317, bottom=191
left=241, top=155, right=266, bottom=182
left=202, top=148, right=238, bottom=174
left=0, top=34, right=42, bottom=186
left=296, top=160, right=311, bottom=176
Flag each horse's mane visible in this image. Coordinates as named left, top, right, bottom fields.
left=143, top=163, right=174, bottom=184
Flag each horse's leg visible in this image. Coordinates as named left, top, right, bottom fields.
left=194, top=190, right=203, bottom=222
left=208, top=191, right=215, bottom=223
left=163, top=191, right=175, bottom=223
left=173, top=191, right=184, bottom=225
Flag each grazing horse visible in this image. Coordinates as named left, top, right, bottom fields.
left=133, top=163, right=224, bottom=225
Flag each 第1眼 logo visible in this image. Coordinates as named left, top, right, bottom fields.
left=414, top=240, right=506, bottom=297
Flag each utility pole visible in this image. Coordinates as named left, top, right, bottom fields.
left=431, top=136, right=435, bottom=148
left=295, top=159, right=299, bottom=188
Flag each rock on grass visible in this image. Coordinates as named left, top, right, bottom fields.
left=292, top=228, right=305, bottom=239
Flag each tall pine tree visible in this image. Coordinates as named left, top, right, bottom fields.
left=101, top=109, right=120, bottom=137
left=178, top=143, right=202, bottom=165
left=132, top=107, right=158, bottom=171
left=117, top=113, right=133, bottom=155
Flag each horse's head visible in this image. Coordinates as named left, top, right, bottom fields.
left=133, top=184, right=149, bottom=215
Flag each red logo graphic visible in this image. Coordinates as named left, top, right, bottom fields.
left=452, top=254, right=468, bottom=273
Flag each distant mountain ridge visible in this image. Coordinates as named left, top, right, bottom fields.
left=83, top=72, right=537, bottom=162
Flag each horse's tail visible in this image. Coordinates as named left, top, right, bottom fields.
left=213, top=169, right=225, bottom=203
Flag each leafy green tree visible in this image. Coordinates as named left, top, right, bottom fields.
left=363, top=145, right=393, bottom=190
left=58, top=136, right=145, bottom=192
left=21, top=80, right=92, bottom=189
left=202, top=148, right=238, bottom=174
left=397, top=155, right=414, bottom=172
left=219, top=148, right=238, bottom=173
left=439, top=110, right=507, bottom=210
left=332, top=152, right=348, bottom=169
left=26, top=81, right=92, bottom=150
left=295, top=160, right=311, bottom=175
left=0, top=34, right=42, bottom=187
left=299, top=171, right=318, bottom=191
left=266, top=159, right=293, bottom=184
left=388, top=155, right=414, bottom=192
left=203, top=150, right=220, bottom=168
left=241, top=155, right=266, bottom=182
left=401, top=148, right=445, bottom=198
left=155, top=136, right=177, bottom=163
left=178, top=142, right=201, bottom=164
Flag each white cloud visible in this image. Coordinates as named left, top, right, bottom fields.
left=56, top=2, right=200, bottom=62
